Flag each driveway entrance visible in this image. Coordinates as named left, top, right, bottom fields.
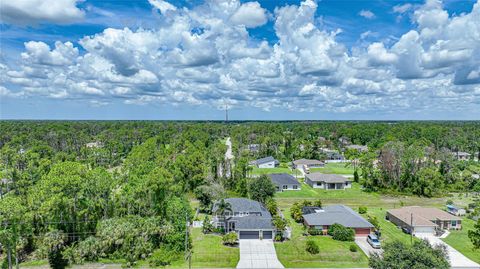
left=237, top=239, right=284, bottom=269
left=416, top=234, right=480, bottom=269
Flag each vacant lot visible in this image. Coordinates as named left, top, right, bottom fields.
left=275, top=208, right=369, bottom=268
left=442, top=218, right=480, bottom=264
left=310, top=163, right=354, bottom=175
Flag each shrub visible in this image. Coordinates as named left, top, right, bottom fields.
left=222, top=232, right=238, bottom=246
left=367, top=215, right=380, bottom=231
left=358, top=206, right=368, bottom=214
left=149, top=246, right=181, bottom=267
left=274, top=234, right=283, bottom=242
left=265, top=197, right=278, bottom=216
left=202, top=215, right=214, bottom=234
left=328, top=223, right=355, bottom=241
left=446, top=199, right=454, bottom=205
left=305, top=239, right=319, bottom=254
left=273, top=216, right=287, bottom=232
left=314, top=199, right=322, bottom=208
left=350, top=244, right=358, bottom=252
left=307, top=227, right=323, bottom=235
left=290, top=202, right=303, bottom=223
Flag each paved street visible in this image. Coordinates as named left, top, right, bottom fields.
left=417, top=234, right=480, bottom=269
left=237, top=239, right=284, bottom=269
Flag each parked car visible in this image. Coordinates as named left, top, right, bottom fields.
left=367, top=234, right=381, bottom=249
left=402, top=227, right=411, bottom=234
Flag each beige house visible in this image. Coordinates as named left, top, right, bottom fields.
left=387, top=206, right=462, bottom=235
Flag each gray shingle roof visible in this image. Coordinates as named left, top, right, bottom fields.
left=268, top=173, right=299, bottom=186
left=212, top=198, right=270, bottom=215
left=305, top=173, right=351, bottom=183
left=232, top=216, right=274, bottom=230
left=253, top=156, right=278, bottom=165
left=303, top=205, right=374, bottom=228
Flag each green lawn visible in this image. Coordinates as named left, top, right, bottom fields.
left=310, top=163, right=354, bottom=175
left=251, top=167, right=294, bottom=175
left=168, top=228, right=239, bottom=268
left=442, top=218, right=480, bottom=263
left=275, top=208, right=369, bottom=268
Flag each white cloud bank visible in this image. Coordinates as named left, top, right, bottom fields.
left=0, top=0, right=85, bottom=25
left=1, top=0, right=479, bottom=115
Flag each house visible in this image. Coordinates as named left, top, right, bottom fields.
left=302, top=205, right=374, bottom=236
left=346, top=145, right=368, bottom=152
left=292, top=159, right=325, bottom=169
left=212, top=198, right=275, bottom=239
left=453, top=151, right=471, bottom=161
left=304, top=173, right=352, bottom=190
left=249, top=156, right=279, bottom=168
left=387, top=206, right=462, bottom=235
left=246, top=144, right=260, bottom=153
left=268, top=173, right=300, bottom=192
left=446, top=205, right=466, bottom=216
left=320, top=148, right=345, bottom=162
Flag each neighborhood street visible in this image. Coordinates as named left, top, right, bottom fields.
left=237, top=239, right=284, bottom=269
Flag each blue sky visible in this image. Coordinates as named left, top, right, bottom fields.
left=1, top=0, right=479, bottom=120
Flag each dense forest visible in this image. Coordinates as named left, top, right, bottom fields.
left=0, top=121, right=479, bottom=267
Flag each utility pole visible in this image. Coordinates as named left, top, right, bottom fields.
left=225, top=104, right=228, bottom=122
left=410, top=213, right=413, bottom=245
left=185, top=213, right=192, bottom=269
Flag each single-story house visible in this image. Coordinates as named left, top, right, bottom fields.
left=346, top=145, right=368, bottom=152
left=446, top=205, right=466, bottom=216
left=387, top=206, right=462, bottom=235
left=268, top=173, right=300, bottom=192
left=246, top=144, right=260, bottom=153
left=303, top=205, right=374, bottom=236
left=321, top=148, right=345, bottom=162
left=212, top=198, right=275, bottom=239
left=453, top=151, right=471, bottom=161
left=292, top=159, right=325, bottom=169
left=304, top=173, right=352, bottom=190
left=249, top=156, right=279, bottom=168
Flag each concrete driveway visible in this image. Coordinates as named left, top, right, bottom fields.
left=355, top=237, right=382, bottom=257
left=237, top=239, right=284, bottom=269
left=416, top=234, right=480, bottom=269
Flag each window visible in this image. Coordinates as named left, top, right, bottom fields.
left=451, top=220, right=457, bottom=227
left=283, top=185, right=288, bottom=189
left=293, top=185, right=298, bottom=189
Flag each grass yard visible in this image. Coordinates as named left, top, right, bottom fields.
left=442, top=218, right=480, bottom=264
left=251, top=166, right=294, bottom=175
left=310, top=163, right=354, bottom=175
left=168, top=228, right=239, bottom=268
left=275, top=208, right=369, bottom=268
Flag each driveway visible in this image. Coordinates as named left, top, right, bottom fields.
left=416, top=234, right=480, bottom=269
left=355, top=237, right=382, bottom=257
left=237, top=239, right=284, bottom=269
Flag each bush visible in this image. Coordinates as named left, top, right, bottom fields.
left=274, top=234, right=283, bottom=242
left=222, top=232, right=238, bottom=246
left=290, top=202, right=303, bottom=223
left=358, top=206, right=368, bottom=214
left=202, top=215, right=214, bottom=234
left=350, top=244, right=358, bottom=252
left=446, top=199, right=454, bottom=205
left=305, top=239, right=319, bottom=254
left=307, top=227, right=323, bottom=235
left=148, top=246, right=181, bottom=267
left=328, top=223, right=355, bottom=241
left=265, top=198, right=278, bottom=216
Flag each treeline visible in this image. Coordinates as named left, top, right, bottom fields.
left=0, top=121, right=479, bottom=267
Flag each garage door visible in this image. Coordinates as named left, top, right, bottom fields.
left=239, top=231, right=259, bottom=239
left=414, top=226, right=435, bottom=235
left=263, top=231, right=273, bottom=239
left=355, top=228, right=371, bottom=236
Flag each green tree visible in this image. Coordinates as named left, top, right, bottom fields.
left=215, top=199, right=232, bottom=233
left=248, top=175, right=276, bottom=203
left=369, top=240, right=449, bottom=269
left=468, top=219, right=480, bottom=249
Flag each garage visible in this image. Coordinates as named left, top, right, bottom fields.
left=262, top=231, right=273, bottom=239
left=413, top=226, right=435, bottom=235
left=354, top=228, right=371, bottom=236
left=239, top=231, right=259, bottom=239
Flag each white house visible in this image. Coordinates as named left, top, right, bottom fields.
left=250, top=156, right=279, bottom=168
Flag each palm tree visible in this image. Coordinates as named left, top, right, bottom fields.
left=215, top=199, right=233, bottom=233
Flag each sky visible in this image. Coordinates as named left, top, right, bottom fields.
left=0, top=0, right=479, bottom=120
